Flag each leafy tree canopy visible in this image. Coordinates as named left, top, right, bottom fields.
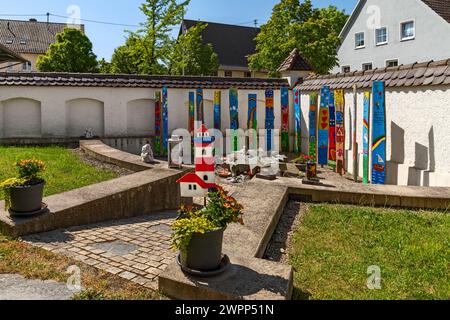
left=37, top=28, right=99, bottom=73
left=169, top=23, right=219, bottom=76
left=249, top=0, right=348, bottom=75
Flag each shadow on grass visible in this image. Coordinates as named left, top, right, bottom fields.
left=292, top=286, right=312, bottom=300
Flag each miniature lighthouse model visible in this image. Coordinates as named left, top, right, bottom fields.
left=177, top=124, right=217, bottom=198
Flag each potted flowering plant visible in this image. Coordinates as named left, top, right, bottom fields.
left=0, top=160, right=46, bottom=215
left=292, top=154, right=311, bottom=172
left=171, top=186, right=244, bottom=273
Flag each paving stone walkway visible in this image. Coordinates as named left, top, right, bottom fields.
left=23, top=211, right=178, bottom=290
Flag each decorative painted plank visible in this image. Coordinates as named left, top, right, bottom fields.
left=308, top=92, right=318, bottom=161
left=293, top=89, right=301, bottom=153
left=265, top=90, right=275, bottom=153
left=214, top=91, right=221, bottom=131
left=188, top=92, right=195, bottom=134
left=328, top=90, right=337, bottom=168
left=196, top=88, right=204, bottom=124
left=229, top=88, right=239, bottom=152
left=248, top=94, right=258, bottom=150
left=335, top=90, right=346, bottom=175
left=154, top=91, right=162, bottom=156
left=162, top=87, right=169, bottom=156
left=363, top=91, right=371, bottom=184
left=318, top=86, right=330, bottom=166
left=371, top=81, right=387, bottom=185
left=353, top=84, right=358, bottom=182
left=281, top=87, right=289, bottom=153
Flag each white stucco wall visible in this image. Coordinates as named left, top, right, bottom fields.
left=335, top=0, right=450, bottom=72
left=0, top=86, right=283, bottom=140
left=300, top=86, right=450, bottom=187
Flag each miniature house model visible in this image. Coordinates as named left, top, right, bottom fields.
left=177, top=124, right=217, bottom=198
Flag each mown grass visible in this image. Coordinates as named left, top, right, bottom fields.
left=0, top=233, right=162, bottom=300
left=290, top=204, right=450, bottom=300
left=0, top=146, right=118, bottom=199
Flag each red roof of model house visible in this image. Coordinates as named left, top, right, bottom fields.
left=176, top=173, right=217, bottom=189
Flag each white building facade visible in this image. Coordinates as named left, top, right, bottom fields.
left=335, top=0, right=450, bottom=73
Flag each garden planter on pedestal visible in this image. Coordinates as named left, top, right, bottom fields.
left=178, top=228, right=230, bottom=277
left=9, top=181, right=46, bottom=216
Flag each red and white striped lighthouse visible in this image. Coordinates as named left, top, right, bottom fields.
left=177, top=124, right=217, bottom=198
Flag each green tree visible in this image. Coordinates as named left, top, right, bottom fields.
left=249, top=0, right=348, bottom=75
left=110, top=0, right=190, bottom=74
left=36, top=28, right=98, bottom=73
left=169, top=23, right=219, bottom=76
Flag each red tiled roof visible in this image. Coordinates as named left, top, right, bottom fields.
left=277, top=48, right=314, bottom=72
left=177, top=173, right=216, bottom=189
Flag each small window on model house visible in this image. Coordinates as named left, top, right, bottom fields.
left=245, top=71, right=252, bottom=78
left=224, top=71, right=232, bottom=77
left=204, top=175, right=209, bottom=181
left=342, top=66, right=351, bottom=73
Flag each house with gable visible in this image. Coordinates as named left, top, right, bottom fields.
left=335, top=0, right=450, bottom=73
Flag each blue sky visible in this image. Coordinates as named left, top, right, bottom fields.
left=0, top=0, right=357, bottom=60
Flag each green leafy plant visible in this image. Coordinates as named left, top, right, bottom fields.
left=292, top=154, right=311, bottom=164
left=171, top=186, right=244, bottom=253
left=0, top=159, right=46, bottom=210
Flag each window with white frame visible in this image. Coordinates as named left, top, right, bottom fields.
left=22, top=61, right=32, bottom=71
left=342, top=66, right=351, bottom=73
left=375, top=27, right=388, bottom=45
left=362, top=63, right=373, bottom=71
left=386, top=59, right=399, bottom=68
left=401, top=21, right=415, bottom=40
left=355, top=32, right=365, bottom=48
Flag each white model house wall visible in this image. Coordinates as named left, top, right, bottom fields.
left=299, top=86, right=450, bottom=187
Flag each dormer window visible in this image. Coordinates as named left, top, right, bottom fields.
left=5, top=39, right=13, bottom=44
left=19, top=40, right=26, bottom=45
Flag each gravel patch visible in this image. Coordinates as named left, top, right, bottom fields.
left=72, top=148, right=134, bottom=177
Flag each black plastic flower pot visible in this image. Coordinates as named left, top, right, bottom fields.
left=9, top=181, right=45, bottom=214
left=180, top=228, right=225, bottom=272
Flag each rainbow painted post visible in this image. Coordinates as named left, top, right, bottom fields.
left=335, top=90, right=346, bottom=175
left=371, top=81, right=387, bottom=185
left=318, top=86, right=330, bottom=166
left=214, top=91, right=221, bottom=131
left=281, top=87, right=289, bottom=153
left=265, top=90, right=275, bottom=153
left=154, top=91, right=162, bottom=156
left=229, top=88, right=239, bottom=152
left=162, top=87, right=169, bottom=156
left=363, top=91, right=371, bottom=184
left=328, top=90, right=336, bottom=168
left=294, top=89, right=301, bottom=153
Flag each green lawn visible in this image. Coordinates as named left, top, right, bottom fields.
left=0, top=146, right=118, bottom=199
left=290, top=204, right=450, bottom=300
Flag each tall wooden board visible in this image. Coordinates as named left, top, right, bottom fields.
left=162, top=87, right=169, bottom=156
left=335, top=90, right=345, bottom=175
left=363, top=91, right=371, bottom=184
left=188, top=92, right=195, bottom=134
left=265, top=90, right=275, bottom=152
left=214, top=91, right=221, bottom=131
left=248, top=94, right=258, bottom=150
left=328, top=90, right=337, bottom=167
left=196, top=88, right=204, bottom=124
left=294, top=89, right=301, bottom=153
left=154, top=92, right=162, bottom=156
left=353, top=84, right=358, bottom=181
left=229, top=88, right=239, bottom=152
left=318, top=86, right=330, bottom=166
left=281, top=87, right=289, bottom=152
left=371, top=81, right=387, bottom=185
left=309, top=92, right=318, bottom=161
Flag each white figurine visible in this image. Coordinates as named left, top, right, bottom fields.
left=141, top=140, right=154, bottom=163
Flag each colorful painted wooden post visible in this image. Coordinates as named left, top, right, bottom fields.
left=371, top=81, right=387, bottom=185
left=265, top=90, right=275, bottom=153
left=352, top=84, right=358, bottom=182
left=318, top=86, right=330, bottom=166
left=229, top=88, right=239, bottom=152
left=214, top=91, right=221, bottom=131
left=154, top=91, right=162, bottom=156
left=335, top=90, right=346, bottom=175
left=188, top=92, right=195, bottom=134
left=248, top=94, right=258, bottom=150
left=196, top=88, right=204, bottom=124
left=281, top=87, right=289, bottom=153
left=328, top=90, right=337, bottom=168
left=162, top=87, right=169, bottom=156
left=293, top=89, right=301, bottom=153
left=363, top=91, right=371, bottom=184
left=309, top=92, right=318, bottom=161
